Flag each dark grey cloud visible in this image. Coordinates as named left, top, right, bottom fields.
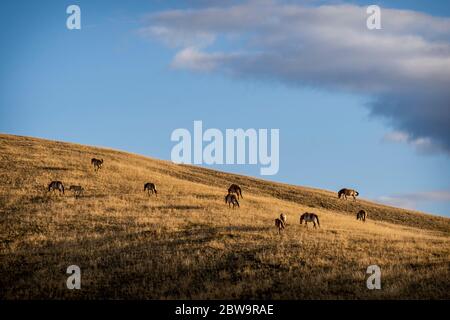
left=140, top=0, right=450, bottom=152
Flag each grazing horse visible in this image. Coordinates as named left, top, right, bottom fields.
left=300, top=212, right=320, bottom=228
left=356, top=210, right=367, bottom=222
left=225, top=193, right=240, bottom=209
left=338, top=188, right=359, bottom=201
left=91, top=158, right=103, bottom=172
left=68, top=185, right=84, bottom=197
left=228, top=184, right=243, bottom=199
left=144, top=182, right=157, bottom=196
left=280, top=213, right=287, bottom=225
left=48, top=181, right=64, bottom=195
left=275, top=218, right=285, bottom=234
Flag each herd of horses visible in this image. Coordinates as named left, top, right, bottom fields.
left=47, top=158, right=368, bottom=234
left=273, top=189, right=367, bottom=234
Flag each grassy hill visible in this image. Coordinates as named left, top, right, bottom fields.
left=0, top=133, right=449, bottom=299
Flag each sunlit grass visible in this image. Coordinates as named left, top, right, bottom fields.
left=0, top=134, right=449, bottom=299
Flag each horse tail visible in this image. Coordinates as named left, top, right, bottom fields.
left=239, top=188, right=243, bottom=198
left=355, top=191, right=359, bottom=196
left=316, top=215, right=320, bottom=227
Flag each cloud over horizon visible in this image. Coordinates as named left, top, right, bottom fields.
left=382, top=130, right=447, bottom=155
left=377, top=191, right=450, bottom=214
left=140, top=0, right=450, bottom=154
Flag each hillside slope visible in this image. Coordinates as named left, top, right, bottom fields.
left=0, top=133, right=449, bottom=299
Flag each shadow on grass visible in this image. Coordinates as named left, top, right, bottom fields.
left=38, top=166, right=70, bottom=171
left=153, top=205, right=204, bottom=210
left=75, top=194, right=109, bottom=199
left=2, top=220, right=448, bottom=300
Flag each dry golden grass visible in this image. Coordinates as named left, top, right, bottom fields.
left=0, top=133, right=449, bottom=299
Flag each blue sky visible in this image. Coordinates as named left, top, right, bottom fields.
left=1, top=0, right=449, bottom=216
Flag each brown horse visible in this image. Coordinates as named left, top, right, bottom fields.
left=91, top=158, right=104, bottom=172
left=338, top=188, right=359, bottom=200
left=144, top=182, right=157, bottom=196
left=68, top=185, right=84, bottom=197
left=300, top=212, right=320, bottom=228
left=225, top=193, right=240, bottom=208
left=228, top=184, right=243, bottom=199
left=48, top=181, right=64, bottom=195
left=275, top=218, right=285, bottom=234
left=280, top=213, right=287, bottom=225
left=356, top=210, right=367, bottom=222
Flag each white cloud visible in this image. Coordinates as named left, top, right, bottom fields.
left=171, top=47, right=217, bottom=71
left=377, top=196, right=416, bottom=210
left=141, top=1, right=450, bottom=153
left=383, top=131, right=409, bottom=143
left=171, top=47, right=242, bottom=71
left=138, top=26, right=215, bottom=48
left=382, top=131, right=446, bottom=155
left=377, top=191, right=450, bottom=211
